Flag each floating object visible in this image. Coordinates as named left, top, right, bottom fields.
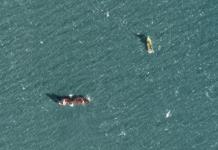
left=106, top=11, right=110, bottom=17
left=165, top=110, right=172, bottom=118
left=58, top=95, right=89, bottom=106
left=146, top=36, right=154, bottom=54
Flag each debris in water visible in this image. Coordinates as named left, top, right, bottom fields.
left=119, top=130, right=126, bottom=136
left=106, top=11, right=110, bottom=17
left=165, top=110, right=172, bottom=118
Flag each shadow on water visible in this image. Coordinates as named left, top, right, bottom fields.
left=46, top=93, right=67, bottom=103
left=46, top=93, right=85, bottom=103
left=134, top=33, right=148, bottom=49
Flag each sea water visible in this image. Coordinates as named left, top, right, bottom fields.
left=0, top=0, right=218, bottom=150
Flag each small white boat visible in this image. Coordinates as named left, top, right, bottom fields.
left=146, top=36, right=154, bottom=54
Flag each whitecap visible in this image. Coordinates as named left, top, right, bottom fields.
left=165, top=110, right=172, bottom=118
left=106, top=11, right=110, bottom=17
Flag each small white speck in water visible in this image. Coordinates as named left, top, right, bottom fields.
left=86, top=95, right=92, bottom=101
left=199, top=11, right=205, bottom=16
left=165, top=110, right=172, bottom=118
left=164, top=128, right=169, bottom=131
left=106, top=11, right=110, bottom=17
left=25, top=48, right=30, bottom=52
left=175, top=89, right=179, bottom=96
left=119, top=131, right=126, bottom=136
left=40, top=41, right=44, bottom=44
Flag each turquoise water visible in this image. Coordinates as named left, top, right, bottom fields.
left=0, top=0, right=218, bottom=149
